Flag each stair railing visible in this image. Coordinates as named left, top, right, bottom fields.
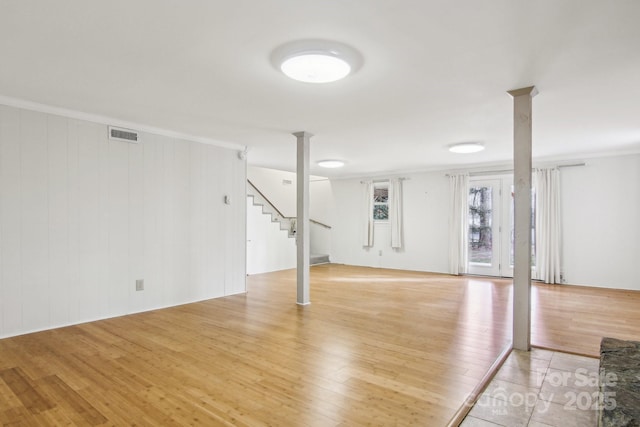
left=247, top=179, right=332, bottom=233
left=247, top=179, right=287, bottom=221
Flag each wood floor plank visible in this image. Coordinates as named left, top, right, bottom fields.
left=0, top=368, right=54, bottom=415
left=532, top=282, right=640, bottom=356
left=0, top=264, right=637, bottom=425
left=38, top=374, right=107, bottom=425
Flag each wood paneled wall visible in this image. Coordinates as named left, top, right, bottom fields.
left=0, top=105, right=246, bottom=338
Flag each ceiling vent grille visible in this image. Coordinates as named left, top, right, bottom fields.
left=109, top=126, right=140, bottom=143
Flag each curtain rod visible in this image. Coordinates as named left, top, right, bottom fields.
left=445, top=162, right=586, bottom=177
left=360, top=177, right=409, bottom=184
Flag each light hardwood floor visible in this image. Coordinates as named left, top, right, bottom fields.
left=532, top=282, right=640, bottom=357
left=0, top=264, right=638, bottom=425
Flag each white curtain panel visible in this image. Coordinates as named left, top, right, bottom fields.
left=534, top=168, right=562, bottom=284
left=362, top=181, right=374, bottom=247
left=389, top=178, right=403, bottom=249
left=448, top=174, right=469, bottom=275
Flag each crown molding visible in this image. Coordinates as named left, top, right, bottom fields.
left=0, top=95, right=245, bottom=151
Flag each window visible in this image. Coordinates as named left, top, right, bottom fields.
left=373, top=182, right=389, bottom=221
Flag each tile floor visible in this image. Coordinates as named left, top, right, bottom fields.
left=461, top=348, right=600, bottom=427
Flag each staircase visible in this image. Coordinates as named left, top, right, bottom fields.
left=247, top=180, right=329, bottom=266
left=247, top=182, right=295, bottom=237
left=310, top=254, right=330, bottom=265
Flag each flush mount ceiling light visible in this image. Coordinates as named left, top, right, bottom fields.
left=282, top=55, right=350, bottom=83
left=449, top=142, right=485, bottom=154
left=317, top=160, right=345, bottom=168
left=271, top=40, right=362, bottom=83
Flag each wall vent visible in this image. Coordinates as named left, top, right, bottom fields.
left=109, top=126, right=140, bottom=143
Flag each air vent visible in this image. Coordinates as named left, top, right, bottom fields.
left=109, top=126, right=140, bottom=143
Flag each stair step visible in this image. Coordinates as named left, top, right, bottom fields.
left=310, top=254, right=330, bottom=265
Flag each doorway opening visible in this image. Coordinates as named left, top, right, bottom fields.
left=467, top=176, right=536, bottom=277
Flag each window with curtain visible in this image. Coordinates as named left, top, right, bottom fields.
left=373, top=182, right=389, bottom=221
left=389, top=178, right=403, bottom=249
left=362, top=179, right=403, bottom=249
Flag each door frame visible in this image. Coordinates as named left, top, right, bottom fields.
left=467, top=175, right=515, bottom=278
left=467, top=179, right=502, bottom=276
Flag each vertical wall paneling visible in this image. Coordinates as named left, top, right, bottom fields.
left=0, top=104, right=247, bottom=338
left=107, top=138, right=129, bottom=315
left=189, top=142, right=204, bottom=299
left=142, top=134, right=163, bottom=309
left=0, top=106, right=22, bottom=334
left=47, top=115, right=70, bottom=327
left=221, top=149, right=245, bottom=295
left=205, top=145, right=225, bottom=297
left=224, top=150, right=234, bottom=295
left=231, top=152, right=247, bottom=294
left=128, top=133, right=144, bottom=312
left=76, top=122, right=102, bottom=322
left=20, top=110, right=50, bottom=331
left=174, top=140, right=191, bottom=303
left=198, top=145, right=211, bottom=296
left=66, top=120, right=80, bottom=322
left=97, top=123, right=110, bottom=317
left=161, top=138, right=174, bottom=306
left=162, top=136, right=177, bottom=304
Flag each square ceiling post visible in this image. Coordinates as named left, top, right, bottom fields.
left=293, top=131, right=312, bottom=305
left=508, top=86, right=538, bottom=351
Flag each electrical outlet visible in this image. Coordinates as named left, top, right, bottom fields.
left=136, top=279, right=144, bottom=291
left=378, top=250, right=383, bottom=256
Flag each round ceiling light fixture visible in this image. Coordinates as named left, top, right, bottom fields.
left=281, top=54, right=350, bottom=83
left=449, top=142, right=485, bottom=154
left=317, top=160, right=345, bottom=168
left=271, top=40, right=362, bottom=84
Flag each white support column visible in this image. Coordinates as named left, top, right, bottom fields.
left=293, top=131, right=312, bottom=305
left=508, top=86, right=538, bottom=351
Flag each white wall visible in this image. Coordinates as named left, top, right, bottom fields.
left=561, top=155, right=640, bottom=290
left=0, top=105, right=246, bottom=338
left=246, top=198, right=296, bottom=274
left=330, top=172, right=450, bottom=273
left=310, top=222, right=331, bottom=256
left=330, top=155, right=640, bottom=291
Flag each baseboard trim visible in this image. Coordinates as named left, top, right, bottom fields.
left=447, top=343, right=513, bottom=427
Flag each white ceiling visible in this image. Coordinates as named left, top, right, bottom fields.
left=1, top=0, right=639, bottom=178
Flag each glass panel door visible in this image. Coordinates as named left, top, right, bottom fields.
left=499, top=184, right=536, bottom=278
left=467, top=176, right=536, bottom=278
left=468, top=180, right=501, bottom=276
